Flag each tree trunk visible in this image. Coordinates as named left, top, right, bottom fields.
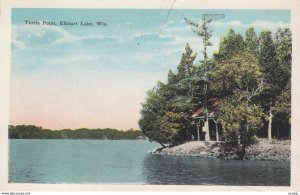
left=268, top=110, right=273, bottom=141
left=215, top=122, right=219, bottom=141
left=204, top=119, right=210, bottom=141
left=196, top=124, right=200, bottom=141
left=237, top=134, right=241, bottom=146
left=158, top=142, right=166, bottom=148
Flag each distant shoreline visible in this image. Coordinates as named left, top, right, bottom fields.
left=9, top=125, right=146, bottom=140
left=9, top=138, right=147, bottom=140
left=151, top=139, right=291, bottom=161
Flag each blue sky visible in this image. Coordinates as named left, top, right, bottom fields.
left=10, top=9, right=290, bottom=130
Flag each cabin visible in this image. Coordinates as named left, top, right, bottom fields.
left=191, top=98, right=222, bottom=141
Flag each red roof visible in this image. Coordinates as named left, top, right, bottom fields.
left=192, top=98, right=222, bottom=118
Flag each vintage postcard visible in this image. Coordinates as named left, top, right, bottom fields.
left=0, top=0, right=299, bottom=192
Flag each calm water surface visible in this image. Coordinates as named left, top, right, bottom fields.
left=9, top=139, right=290, bottom=185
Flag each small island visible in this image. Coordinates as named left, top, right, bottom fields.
left=139, top=14, right=291, bottom=161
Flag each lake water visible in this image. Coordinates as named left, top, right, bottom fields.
left=9, top=139, right=290, bottom=185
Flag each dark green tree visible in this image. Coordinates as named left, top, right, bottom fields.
left=272, top=28, right=292, bottom=138
left=258, top=30, right=285, bottom=140
left=245, top=27, right=259, bottom=56
left=139, top=44, right=198, bottom=145
left=139, top=86, right=169, bottom=147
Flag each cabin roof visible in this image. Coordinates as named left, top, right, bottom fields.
left=192, top=98, right=222, bottom=118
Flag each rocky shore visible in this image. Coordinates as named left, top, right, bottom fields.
left=151, top=139, right=290, bottom=161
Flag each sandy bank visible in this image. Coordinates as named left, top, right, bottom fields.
left=151, top=139, right=290, bottom=161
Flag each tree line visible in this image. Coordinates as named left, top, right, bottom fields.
left=139, top=14, right=291, bottom=151
left=9, top=125, right=144, bottom=140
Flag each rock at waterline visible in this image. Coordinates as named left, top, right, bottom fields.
left=151, top=140, right=290, bottom=161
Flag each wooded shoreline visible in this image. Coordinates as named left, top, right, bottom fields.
left=151, top=139, right=290, bottom=161
left=8, top=125, right=144, bottom=140
left=139, top=14, right=291, bottom=160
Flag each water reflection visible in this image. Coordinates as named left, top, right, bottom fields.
left=142, top=154, right=290, bottom=185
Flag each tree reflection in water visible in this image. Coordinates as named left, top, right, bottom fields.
left=142, top=154, right=290, bottom=185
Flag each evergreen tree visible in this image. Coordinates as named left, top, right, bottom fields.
left=272, top=28, right=292, bottom=138
left=139, top=85, right=170, bottom=147
left=215, top=29, right=245, bottom=61
left=258, top=30, right=280, bottom=140
left=139, top=44, right=198, bottom=145
left=175, top=43, right=198, bottom=99
left=245, top=27, right=259, bottom=56
left=274, top=28, right=291, bottom=88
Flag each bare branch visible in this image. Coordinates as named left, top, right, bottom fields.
left=184, top=17, right=199, bottom=28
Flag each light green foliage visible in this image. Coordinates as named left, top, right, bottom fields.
left=215, top=29, right=245, bottom=61
left=220, top=99, right=265, bottom=134
left=158, top=111, right=187, bottom=144
left=212, top=51, right=265, bottom=146
left=212, top=51, right=263, bottom=100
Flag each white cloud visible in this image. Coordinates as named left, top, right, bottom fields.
left=249, top=20, right=289, bottom=30
left=214, top=20, right=243, bottom=28
left=214, top=20, right=290, bottom=32
left=129, top=31, right=180, bottom=43
left=52, top=33, right=124, bottom=45
left=161, top=24, right=190, bottom=34
left=12, top=39, right=26, bottom=50
left=12, top=24, right=76, bottom=47
left=12, top=24, right=124, bottom=48
left=46, top=53, right=98, bottom=66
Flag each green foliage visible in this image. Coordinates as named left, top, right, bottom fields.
left=158, top=111, right=187, bottom=144
left=245, top=27, right=259, bottom=56
left=139, top=89, right=169, bottom=146
left=271, top=28, right=291, bottom=131
left=274, top=28, right=292, bottom=89
left=212, top=51, right=265, bottom=146
left=139, top=19, right=291, bottom=148
left=215, top=29, right=245, bottom=61
left=212, top=51, right=262, bottom=99
left=8, top=125, right=143, bottom=140
left=273, top=82, right=291, bottom=123
left=220, top=98, right=265, bottom=136
left=257, top=28, right=291, bottom=138
left=177, top=43, right=197, bottom=80
left=139, top=44, right=198, bottom=146
left=258, top=30, right=279, bottom=96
